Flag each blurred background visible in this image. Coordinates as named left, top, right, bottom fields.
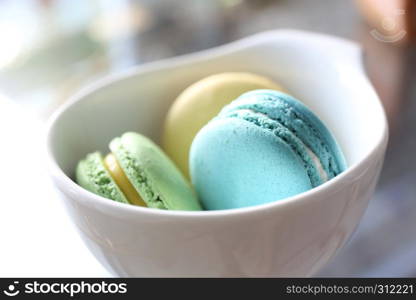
left=0, top=0, right=415, bottom=277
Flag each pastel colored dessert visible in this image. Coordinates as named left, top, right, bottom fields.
left=190, top=90, right=347, bottom=210
left=76, top=132, right=202, bottom=211
left=163, top=72, right=286, bottom=178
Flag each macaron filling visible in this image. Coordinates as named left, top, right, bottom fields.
left=304, top=145, right=329, bottom=182
left=103, top=153, right=147, bottom=207
left=219, top=108, right=329, bottom=186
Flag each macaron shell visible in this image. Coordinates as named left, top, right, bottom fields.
left=163, top=72, right=285, bottom=178
left=190, top=118, right=312, bottom=210
left=218, top=108, right=325, bottom=187
left=110, top=132, right=202, bottom=211
left=76, top=152, right=129, bottom=204
left=220, top=90, right=347, bottom=178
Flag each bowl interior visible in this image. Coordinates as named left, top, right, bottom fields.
left=48, top=31, right=386, bottom=183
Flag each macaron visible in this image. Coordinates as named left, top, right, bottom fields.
left=76, top=132, right=202, bottom=211
left=190, top=90, right=347, bottom=210
left=163, top=72, right=286, bottom=178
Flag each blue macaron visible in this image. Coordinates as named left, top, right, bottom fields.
left=190, top=90, right=347, bottom=210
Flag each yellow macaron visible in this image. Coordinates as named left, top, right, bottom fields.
left=163, top=72, right=286, bottom=178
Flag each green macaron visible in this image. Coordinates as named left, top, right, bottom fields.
left=76, top=132, right=202, bottom=211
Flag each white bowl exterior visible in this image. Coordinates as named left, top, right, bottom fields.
left=54, top=157, right=384, bottom=277
left=47, top=30, right=388, bottom=277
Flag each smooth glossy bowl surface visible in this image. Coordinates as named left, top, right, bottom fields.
left=46, top=30, right=388, bottom=277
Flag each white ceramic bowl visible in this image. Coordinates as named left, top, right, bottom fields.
left=46, top=30, right=388, bottom=277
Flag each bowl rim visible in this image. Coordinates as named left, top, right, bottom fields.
left=45, top=29, right=389, bottom=219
